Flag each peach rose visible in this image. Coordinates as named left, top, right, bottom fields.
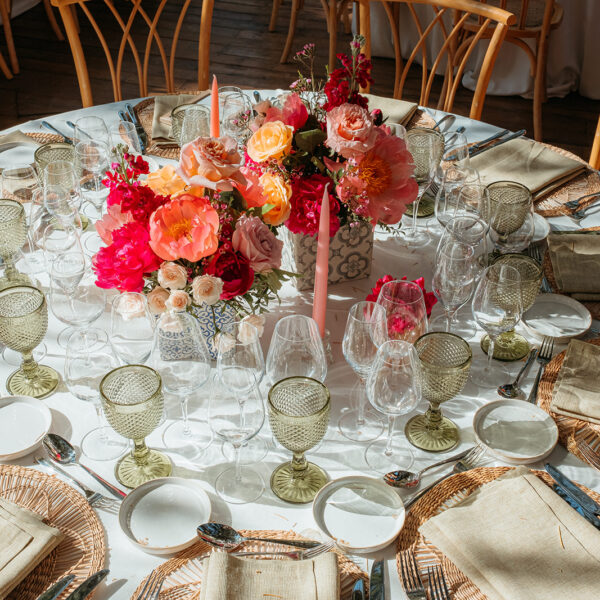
left=239, top=314, right=265, bottom=344
left=116, top=292, right=147, bottom=320
left=157, top=262, right=188, bottom=290
left=147, top=286, right=170, bottom=315
left=192, top=274, right=223, bottom=306
left=177, top=136, right=245, bottom=192
left=211, top=332, right=235, bottom=355
left=166, top=290, right=191, bottom=312
left=260, top=173, right=292, bottom=226
left=145, top=165, right=204, bottom=198
left=232, top=215, right=283, bottom=273
left=325, top=103, right=378, bottom=160
left=246, top=121, right=294, bottom=163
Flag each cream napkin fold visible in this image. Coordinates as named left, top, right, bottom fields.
left=467, top=137, right=585, bottom=200
left=419, top=467, right=600, bottom=600
left=0, top=130, right=40, bottom=150
left=550, top=339, right=600, bottom=424
left=0, top=497, right=63, bottom=597
left=547, top=231, right=600, bottom=299
left=151, top=92, right=210, bottom=143
left=364, top=94, right=418, bottom=128
left=199, top=552, right=339, bottom=600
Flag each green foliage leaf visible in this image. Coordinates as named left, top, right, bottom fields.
left=295, top=129, right=327, bottom=154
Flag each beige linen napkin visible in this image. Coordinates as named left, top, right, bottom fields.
left=547, top=231, right=600, bottom=299
left=0, top=130, right=40, bottom=150
left=419, top=467, right=600, bottom=600
left=151, top=92, right=210, bottom=143
left=0, top=497, right=63, bottom=597
left=467, top=137, right=585, bottom=200
left=550, top=339, right=600, bottom=424
left=364, top=94, right=418, bottom=128
left=199, top=552, right=339, bottom=600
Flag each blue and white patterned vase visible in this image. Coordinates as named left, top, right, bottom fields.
left=190, top=301, right=237, bottom=359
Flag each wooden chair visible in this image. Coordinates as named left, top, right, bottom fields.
left=466, top=1, right=563, bottom=141
left=590, top=115, right=600, bottom=171
left=51, top=0, right=215, bottom=107
left=356, top=0, right=516, bottom=122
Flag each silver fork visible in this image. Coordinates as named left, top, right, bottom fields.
left=135, top=572, right=164, bottom=600
left=35, top=457, right=120, bottom=510
left=404, top=445, right=486, bottom=511
left=565, top=191, right=600, bottom=211
left=568, top=203, right=600, bottom=222
left=399, top=549, right=426, bottom=599
left=526, top=336, right=555, bottom=404
left=578, top=437, right=600, bottom=471
left=428, top=565, right=450, bottom=600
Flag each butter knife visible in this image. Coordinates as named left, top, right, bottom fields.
left=469, top=128, right=526, bottom=158
left=553, top=484, right=600, bottom=529
left=467, top=128, right=509, bottom=156
left=369, top=560, right=385, bottom=600
left=545, top=463, right=600, bottom=516
left=125, top=102, right=147, bottom=153
left=351, top=578, right=365, bottom=600
left=35, top=575, right=75, bottom=600
left=65, top=569, right=108, bottom=600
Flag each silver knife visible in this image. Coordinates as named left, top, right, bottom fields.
left=369, top=560, right=385, bottom=600
left=545, top=463, right=600, bottom=516
left=469, top=129, right=526, bottom=158
left=351, top=578, right=365, bottom=600
left=65, top=569, right=108, bottom=600
left=41, top=121, right=73, bottom=145
left=35, top=575, right=75, bottom=600
left=467, top=128, right=510, bottom=156
left=125, top=102, right=147, bottom=153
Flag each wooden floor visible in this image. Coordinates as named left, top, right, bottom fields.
left=0, top=0, right=598, bottom=160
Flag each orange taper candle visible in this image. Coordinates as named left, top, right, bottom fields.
left=210, top=75, right=219, bottom=137
left=312, top=184, right=330, bottom=338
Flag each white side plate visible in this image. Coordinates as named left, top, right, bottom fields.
left=522, top=293, right=592, bottom=342
left=312, top=476, right=405, bottom=554
left=0, top=396, right=52, bottom=460
left=473, top=399, right=558, bottom=464
left=119, top=477, right=211, bottom=555
left=532, top=213, right=551, bottom=244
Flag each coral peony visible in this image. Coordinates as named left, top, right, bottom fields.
left=325, top=103, right=377, bottom=159
left=204, top=250, right=255, bottom=300
left=95, top=204, right=134, bottom=245
left=232, top=215, right=283, bottom=273
left=177, top=136, right=245, bottom=192
left=246, top=121, right=294, bottom=163
left=149, top=195, right=220, bottom=262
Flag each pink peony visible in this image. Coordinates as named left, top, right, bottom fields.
left=325, top=103, right=377, bottom=159
left=264, top=93, right=309, bottom=131
left=95, top=204, right=134, bottom=245
left=232, top=215, right=283, bottom=273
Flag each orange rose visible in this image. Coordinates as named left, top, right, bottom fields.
left=145, top=165, right=204, bottom=198
left=260, top=173, right=292, bottom=226
left=246, top=121, right=293, bottom=163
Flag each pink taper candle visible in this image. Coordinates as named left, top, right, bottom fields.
left=210, top=75, right=219, bottom=138
left=312, top=184, right=330, bottom=338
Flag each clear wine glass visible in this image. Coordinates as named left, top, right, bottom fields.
left=339, top=301, right=387, bottom=442
left=65, top=327, right=127, bottom=460
left=434, top=166, right=481, bottom=231
left=109, top=292, right=155, bottom=364
left=221, top=92, right=252, bottom=144
left=437, top=213, right=489, bottom=274
left=110, top=121, right=141, bottom=155
left=151, top=310, right=213, bottom=459
left=73, top=116, right=110, bottom=147
left=471, top=263, right=522, bottom=387
left=44, top=184, right=82, bottom=230
left=75, top=140, right=110, bottom=221
left=365, top=340, right=421, bottom=473
left=1, top=164, right=39, bottom=204
left=40, top=221, right=82, bottom=268
left=442, top=131, right=469, bottom=165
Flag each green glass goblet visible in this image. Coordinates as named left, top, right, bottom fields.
left=0, top=199, right=29, bottom=287
left=100, top=365, right=172, bottom=488
left=486, top=181, right=532, bottom=251
left=0, top=285, right=59, bottom=398
left=268, top=376, right=330, bottom=504
left=405, top=332, right=472, bottom=452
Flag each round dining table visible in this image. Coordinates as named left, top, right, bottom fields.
left=1, top=93, right=599, bottom=599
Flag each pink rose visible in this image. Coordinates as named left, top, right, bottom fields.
left=166, top=290, right=191, bottom=312
left=325, top=103, right=378, bottom=160
left=232, top=215, right=283, bottom=273
left=157, top=262, right=188, bottom=290
left=177, top=136, right=245, bottom=191
left=147, top=286, right=170, bottom=315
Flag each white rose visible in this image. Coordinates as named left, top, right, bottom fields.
left=166, top=290, right=191, bottom=312
left=147, top=286, right=170, bottom=315
left=238, top=314, right=265, bottom=344
left=192, top=275, right=223, bottom=306
left=157, top=262, right=188, bottom=290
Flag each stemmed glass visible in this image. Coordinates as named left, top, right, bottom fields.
left=210, top=374, right=265, bottom=504
left=365, top=340, right=421, bottom=473
left=110, top=121, right=141, bottom=155
left=44, top=185, right=82, bottom=231
left=109, top=293, right=155, bottom=364
left=1, top=164, right=39, bottom=204
left=151, top=310, right=213, bottom=459
left=64, top=328, right=127, bottom=460
left=100, top=365, right=172, bottom=488
left=339, top=301, right=387, bottom=442
left=376, top=279, right=428, bottom=343
left=266, top=315, right=327, bottom=384
left=0, top=285, right=59, bottom=398
left=75, top=140, right=110, bottom=221
left=434, top=167, right=481, bottom=230
left=73, top=116, right=110, bottom=147
left=437, top=213, right=489, bottom=276
left=487, top=181, right=533, bottom=253
left=44, top=160, right=85, bottom=229
left=221, top=92, right=253, bottom=144
left=471, top=263, right=522, bottom=386
left=0, top=199, right=29, bottom=287
left=397, top=128, right=444, bottom=247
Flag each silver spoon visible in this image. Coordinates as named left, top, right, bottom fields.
left=197, top=523, right=321, bottom=550
left=42, top=433, right=126, bottom=499
left=383, top=447, right=473, bottom=488
left=497, top=348, right=538, bottom=398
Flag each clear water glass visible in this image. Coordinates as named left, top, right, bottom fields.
left=179, top=105, right=211, bottom=146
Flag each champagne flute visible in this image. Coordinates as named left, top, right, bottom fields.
left=109, top=293, right=155, bottom=364
left=339, top=301, right=387, bottom=442
left=365, top=340, right=421, bottom=473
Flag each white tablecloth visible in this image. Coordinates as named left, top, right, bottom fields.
left=366, top=1, right=600, bottom=100
left=1, top=96, right=600, bottom=599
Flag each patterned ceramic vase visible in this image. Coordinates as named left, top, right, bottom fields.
left=190, top=301, right=237, bottom=359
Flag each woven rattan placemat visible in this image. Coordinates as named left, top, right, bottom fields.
left=0, top=464, right=106, bottom=600
left=537, top=337, right=600, bottom=468
left=396, top=466, right=600, bottom=600
left=130, top=530, right=366, bottom=600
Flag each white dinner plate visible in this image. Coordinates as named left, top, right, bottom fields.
left=0, top=396, right=52, bottom=460
left=119, top=477, right=211, bottom=555
left=312, top=476, right=405, bottom=554
left=532, top=213, right=551, bottom=244
left=473, top=399, right=558, bottom=464
left=522, top=293, right=592, bottom=342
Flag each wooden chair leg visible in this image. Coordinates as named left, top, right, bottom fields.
left=0, top=0, right=18, bottom=74
left=533, top=34, right=550, bottom=141
left=590, top=116, right=600, bottom=170
left=279, top=0, right=300, bottom=64
left=43, top=0, right=64, bottom=41
left=269, top=0, right=282, bottom=32
left=328, top=0, right=337, bottom=69
left=0, top=48, right=12, bottom=79
left=342, top=0, right=351, bottom=34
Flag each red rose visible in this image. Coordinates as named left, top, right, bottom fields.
left=205, top=250, right=255, bottom=300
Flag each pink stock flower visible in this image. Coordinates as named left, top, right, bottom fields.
left=95, top=204, right=134, bottom=245
left=325, top=103, right=377, bottom=159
